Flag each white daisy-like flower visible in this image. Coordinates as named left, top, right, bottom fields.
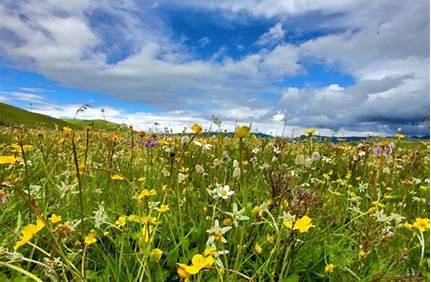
left=224, top=203, right=249, bottom=227
left=216, top=185, right=234, bottom=200
left=206, top=219, right=232, bottom=246
left=195, top=164, right=205, bottom=174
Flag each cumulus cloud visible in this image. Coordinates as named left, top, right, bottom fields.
left=280, top=74, right=429, bottom=135
left=256, top=22, right=285, bottom=46
left=0, top=1, right=303, bottom=109
left=0, top=0, right=428, bottom=135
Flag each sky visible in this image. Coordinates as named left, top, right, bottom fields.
left=0, top=0, right=429, bottom=136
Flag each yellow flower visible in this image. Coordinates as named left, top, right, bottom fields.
left=150, top=248, right=163, bottom=262
left=115, top=216, right=128, bottom=228
left=157, top=204, right=170, bottom=213
left=135, top=189, right=157, bottom=200
left=111, top=174, right=124, bottom=181
left=11, top=144, right=34, bottom=152
left=137, top=176, right=146, bottom=182
left=325, top=263, right=335, bottom=273
left=358, top=250, right=368, bottom=258
left=403, top=222, right=413, bottom=230
left=266, top=234, right=275, bottom=244
left=109, top=133, right=120, bottom=141
left=203, top=246, right=216, bottom=257
left=0, top=155, right=21, bottom=165
left=142, top=215, right=159, bottom=224
left=295, top=216, right=315, bottom=232
left=84, top=232, right=97, bottom=246
left=235, top=125, right=250, bottom=139
left=252, top=205, right=262, bottom=215
left=177, top=265, right=190, bottom=281
left=304, top=128, right=317, bottom=136
left=14, top=218, right=45, bottom=251
left=63, top=127, right=73, bottom=134
left=49, top=214, right=62, bottom=224
left=413, top=218, right=430, bottom=232
left=223, top=218, right=232, bottom=226
left=191, top=124, right=203, bottom=134
left=191, top=254, right=214, bottom=268
left=177, top=254, right=214, bottom=275
left=394, top=133, right=406, bottom=140
left=254, top=242, right=263, bottom=254
left=11, top=144, right=20, bottom=152
left=283, top=215, right=314, bottom=233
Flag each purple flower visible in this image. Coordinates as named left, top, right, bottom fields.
left=142, top=139, right=158, bottom=148
left=372, top=146, right=383, bottom=157
left=372, top=143, right=394, bottom=157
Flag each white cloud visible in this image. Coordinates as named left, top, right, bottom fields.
left=0, top=1, right=303, bottom=110
left=272, top=113, right=285, bottom=121
left=198, top=36, right=210, bottom=47
left=279, top=74, right=429, bottom=135
left=161, top=0, right=364, bottom=18
left=256, top=22, right=285, bottom=46
left=0, top=0, right=428, bottom=135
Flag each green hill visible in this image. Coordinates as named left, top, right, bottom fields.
left=0, top=103, right=127, bottom=131
left=0, top=102, right=71, bottom=129
left=64, top=119, right=127, bottom=131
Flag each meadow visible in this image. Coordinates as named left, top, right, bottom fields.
left=0, top=124, right=429, bottom=281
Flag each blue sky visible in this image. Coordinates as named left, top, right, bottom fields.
left=0, top=0, right=429, bottom=135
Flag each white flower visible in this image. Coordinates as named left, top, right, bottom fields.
left=202, top=144, right=213, bottom=151
left=233, top=167, right=241, bottom=178
left=181, top=136, right=190, bottom=145
left=303, top=158, right=313, bottom=168
left=295, top=154, right=305, bottom=166
left=374, top=210, right=391, bottom=224
left=358, top=182, right=369, bottom=193
left=213, top=158, right=222, bottom=166
left=93, top=203, right=109, bottom=228
left=57, top=181, right=77, bottom=199
left=195, top=164, right=205, bottom=174
left=259, top=163, right=271, bottom=170
left=311, top=151, right=321, bottom=161
left=216, top=185, right=234, bottom=200
left=207, top=184, right=235, bottom=200
left=193, top=141, right=203, bottom=147
left=178, top=173, right=187, bottom=183
left=233, top=160, right=239, bottom=168
left=388, top=213, right=405, bottom=224
left=205, top=247, right=229, bottom=268
left=206, top=219, right=232, bottom=246
left=412, top=177, right=422, bottom=185
left=224, top=203, right=249, bottom=227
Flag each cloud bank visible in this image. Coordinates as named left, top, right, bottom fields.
left=0, top=0, right=429, bottom=135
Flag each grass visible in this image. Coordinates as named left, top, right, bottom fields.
left=0, top=102, right=127, bottom=133
left=64, top=119, right=127, bottom=132
left=0, top=125, right=429, bottom=281
left=0, top=102, right=71, bottom=129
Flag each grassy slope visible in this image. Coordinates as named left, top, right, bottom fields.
left=0, top=103, right=125, bottom=131
left=64, top=119, right=127, bottom=131
left=0, top=102, right=71, bottom=129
